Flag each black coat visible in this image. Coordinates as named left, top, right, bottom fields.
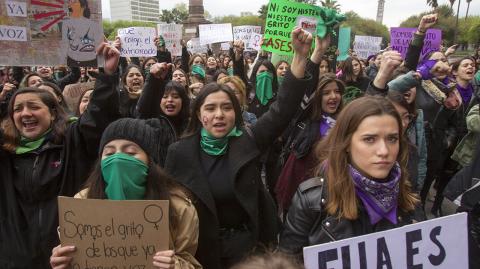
left=165, top=69, right=311, bottom=269
left=0, top=72, right=119, bottom=269
left=279, top=177, right=417, bottom=257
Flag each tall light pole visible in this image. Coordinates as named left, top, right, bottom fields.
left=454, top=0, right=461, bottom=43
left=376, top=0, right=385, bottom=24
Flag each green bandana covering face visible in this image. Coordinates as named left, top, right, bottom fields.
left=101, top=153, right=148, bottom=200
left=15, top=129, right=51, bottom=155
left=256, top=71, right=274, bottom=106
left=227, top=67, right=234, bottom=76
left=200, top=127, right=243, bottom=156
left=191, top=64, right=206, bottom=79
left=277, top=76, right=285, bottom=87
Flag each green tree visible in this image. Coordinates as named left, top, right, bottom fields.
left=160, top=3, right=188, bottom=24
left=341, top=11, right=389, bottom=44
left=427, top=0, right=438, bottom=8
left=258, top=4, right=268, bottom=20
left=103, top=20, right=157, bottom=40
left=321, top=0, right=341, bottom=11
left=213, top=15, right=264, bottom=27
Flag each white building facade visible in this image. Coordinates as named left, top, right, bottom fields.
left=110, top=0, right=159, bottom=23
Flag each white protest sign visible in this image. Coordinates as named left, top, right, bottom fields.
left=0, top=25, right=27, bottom=41
left=249, top=33, right=263, bottom=51
left=233, top=25, right=261, bottom=51
left=296, top=16, right=317, bottom=35
left=199, top=23, right=233, bottom=45
left=157, top=24, right=183, bottom=57
left=353, top=35, right=382, bottom=59
left=5, top=1, right=27, bottom=17
left=220, top=42, right=230, bottom=51
left=304, top=213, right=468, bottom=269
left=118, top=27, right=157, bottom=57
left=187, top=38, right=208, bottom=54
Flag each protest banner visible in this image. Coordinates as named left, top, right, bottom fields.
left=262, top=0, right=323, bottom=55
left=221, top=42, right=231, bottom=51
left=58, top=196, right=169, bottom=269
left=233, top=25, right=262, bottom=51
left=353, top=35, right=382, bottom=60
left=199, top=23, right=233, bottom=45
left=303, top=213, right=468, bottom=269
left=157, top=24, right=183, bottom=57
left=390, top=27, right=442, bottom=59
left=187, top=38, right=209, bottom=54
left=0, top=0, right=103, bottom=66
left=337, top=27, right=351, bottom=61
left=249, top=33, right=263, bottom=51
left=118, top=27, right=157, bottom=57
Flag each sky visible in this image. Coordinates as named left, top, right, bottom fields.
left=102, top=0, right=480, bottom=28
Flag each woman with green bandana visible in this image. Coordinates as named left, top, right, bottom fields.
left=49, top=118, right=202, bottom=269
left=249, top=59, right=279, bottom=118
left=0, top=41, right=121, bottom=268
left=165, top=27, right=313, bottom=269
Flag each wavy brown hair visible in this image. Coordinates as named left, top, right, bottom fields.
left=310, top=73, right=345, bottom=121
left=315, top=96, right=418, bottom=220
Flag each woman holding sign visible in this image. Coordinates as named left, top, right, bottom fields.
left=0, top=41, right=121, bottom=268
left=279, top=96, right=419, bottom=257
left=164, top=28, right=314, bottom=269
left=50, top=118, right=202, bottom=269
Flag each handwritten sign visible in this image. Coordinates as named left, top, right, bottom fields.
left=390, top=27, right=442, bottom=60
left=303, top=213, right=468, bottom=269
left=187, top=38, right=208, bottom=54
left=5, top=1, right=27, bottom=17
left=354, top=35, right=382, bottom=60
left=296, top=16, right=317, bottom=35
left=157, top=24, right=183, bottom=57
left=0, top=25, right=26, bottom=41
left=199, top=23, right=233, bottom=45
left=249, top=33, right=263, bottom=51
left=220, top=42, right=230, bottom=51
left=337, top=27, right=351, bottom=61
left=233, top=25, right=261, bottom=51
left=58, top=196, right=169, bottom=269
left=118, top=27, right=157, bottom=57
left=262, top=0, right=323, bottom=55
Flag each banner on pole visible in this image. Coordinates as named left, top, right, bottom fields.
left=353, top=35, right=382, bottom=60
left=157, top=24, right=183, bottom=57
left=199, top=23, right=233, bottom=45
left=303, top=213, right=468, bottom=269
left=390, top=27, right=442, bottom=59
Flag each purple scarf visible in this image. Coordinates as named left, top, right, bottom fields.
left=319, top=114, right=336, bottom=138
left=417, top=59, right=437, bottom=80
left=349, top=163, right=401, bottom=225
left=456, top=83, right=473, bottom=106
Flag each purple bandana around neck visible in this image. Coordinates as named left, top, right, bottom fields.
left=417, top=59, right=437, bottom=80
left=456, top=83, right=473, bottom=106
left=349, top=163, right=401, bottom=225
left=319, top=114, right=336, bottom=138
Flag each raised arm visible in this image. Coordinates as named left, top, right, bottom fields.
left=252, top=28, right=312, bottom=152
left=366, top=50, right=403, bottom=95
left=136, top=63, right=171, bottom=119
left=56, top=67, right=81, bottom=91
left=231, top=40, right=249, bottom=86
left=405, top=14, right=438, bottom=71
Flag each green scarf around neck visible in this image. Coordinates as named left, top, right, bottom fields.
left=256, top=71, right=273, bottom=106
left=15, top=129, right=51, bottom=155
left=200, top=127, right=243, bottom=156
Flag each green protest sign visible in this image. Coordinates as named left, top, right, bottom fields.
left=262, top=0, right=345, bottom=56
left=337, top=27, right=351, bottom=61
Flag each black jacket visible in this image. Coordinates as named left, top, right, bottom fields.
left=279, top=177, right=417, bottom=257
left=165, top=69, right=311, bottom=269
left=0, top=72, right=119, bottom=269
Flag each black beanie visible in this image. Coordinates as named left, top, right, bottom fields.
left=99, top=118, right=159, bottom=161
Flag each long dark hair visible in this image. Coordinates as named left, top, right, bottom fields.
left=163, top=81, right=190, bottom=135
left=341, top=56, right=365, bottom=83
left=310, top=73, right=345, bottom=120
left=121, top=64, right=144, bottom=88
left=3, top=88, right=69, bottom=151
left=183, top=82, right=244, bottom=137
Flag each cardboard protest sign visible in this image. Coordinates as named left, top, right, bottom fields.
left=187, top=38, right=208, bottom=54
left=303, top=213, right=468, bottom=269
left=118, top=27, right=157, bottom=57
left=199, top=23, right=233, bottom=45
left=220, top=42, right=230, bottom=51
left=337, top=27, right=351, bottom=61
left=354, top=35, right=382, bottom=60
left=157, top=24, right=183, bottom=57
left=390, top=27, right=442, bottom=60
left=249, top=33, right=263, bottom=51
left=262, top=0, right=323, bottom=55
left=58, top=196, right=169, bottom=269
left=233, top=25, right=261, bottom=51
left=0, top=0, right=103, bottom=66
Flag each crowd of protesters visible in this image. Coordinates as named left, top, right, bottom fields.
left=0, top=12, right=480, bottom=269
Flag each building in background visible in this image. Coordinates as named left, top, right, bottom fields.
left=376, top=0, right=385, bottom=24
left=110, top=0, right=159, bottom=23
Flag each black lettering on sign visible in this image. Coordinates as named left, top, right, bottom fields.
left=406, top=229, right=423, bottom=269
left=428, top=226, right=446, bottom=266
left=341, top=246, right=351, bottom=269
left=318, top=248, right=338, bottom=269
left=0, top=27, right=25, bottom=40
left=7, top=3, right=26, bottom=16
left=358, top=242, right=367, bottom=269
left=376, top=237, right=392, bottom=269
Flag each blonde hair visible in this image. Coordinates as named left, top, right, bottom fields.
left=218, top=76, right=247, bottom=109
left=315, top=96, right=418, bottom=220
